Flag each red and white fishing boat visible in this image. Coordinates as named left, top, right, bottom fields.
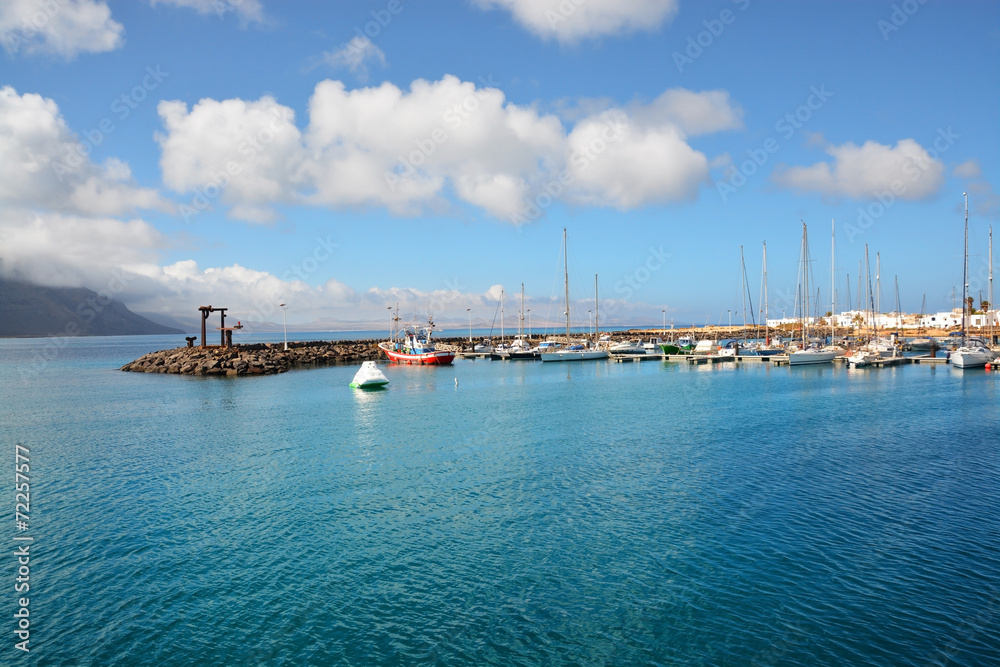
left=378, top=319, right=455, bottom=365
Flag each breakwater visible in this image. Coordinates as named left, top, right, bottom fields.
left=121, top=340, right=383, bottom=376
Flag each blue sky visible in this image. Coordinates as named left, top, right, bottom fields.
left=1, top=0, right=998, bottom=331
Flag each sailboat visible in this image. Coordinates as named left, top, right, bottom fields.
left=951, top=193, right=996, bottom=369
left=508, top=283, right=538, bottom=359
left=788, top=222, right=835, bottom=366
left=541, top=229, right=609, bottom=362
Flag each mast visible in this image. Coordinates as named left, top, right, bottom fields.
left=990, top=225, right=994, bottom=344
left=563, top=227, right=571, bottom=346
left=594, top=273, right=599, bottom=347
left=740, top=245, right=747, bottom=343
left=500, top=288, right=505, bottom=345
left=831, top=219, right=835, bottom=344
left=519, top=282, right=525, bottom=337
left=962, top=192, right=968, bottom=344
left=894, top=275, right=901, bottom=328
left=876, top=252, right=881, bottom=342
left=801, top=222, right=809, bottom=346
left=763, top=241, right=769, bottom=344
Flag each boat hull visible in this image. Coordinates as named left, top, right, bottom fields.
left=378, top=343, right=455, bottom=365
left=540, top=350, right=609, bottom=362
left=951, top=348, right=994, bottom=369
left=788, top=349, right=836, bottom=366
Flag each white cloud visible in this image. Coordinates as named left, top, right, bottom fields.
left=0, top=0, right=123, bottom=58
left=634, top=88, right=744, bottom=136
left=566, top=113, right=709, bottom=209
left=155, top=77, right=738, bottom=223
left=320, top=36, right=386, bottom=79
left=772, top=139, right=945, bottom=200
left=156, top=96, right=303, bottom=223
left=0, top=86, right=166, bottom=216
left=473, top=0, right=680, bottom=42
left=0, top=209, right=164, bottom=287
left=953, top=159, right=981, bottom=179
left=149, top=0, right=265, bottom=26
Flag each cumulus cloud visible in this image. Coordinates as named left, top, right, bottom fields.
left=953, top=159, right=981, bottom=179
left=772, top=139, right=945, bottom=200
left=155, top=77, right=739, bottom=223
left=319, top=36, right=386, bottom=79
left=156, top=96, right=302, bottom=223
left=472, top=0, right=680, bottom=42
left=149, top=0, right=265, bottom=26
left=0, top=0, right=123, bottom=58
left=0, top=86, right=167, bottom=216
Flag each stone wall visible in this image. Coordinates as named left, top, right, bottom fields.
left=121, top=340, right=381, bottom=376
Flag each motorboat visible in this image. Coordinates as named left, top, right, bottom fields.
left=608, top=341, right=649, bottom=356
left=349, top=361, right=389, bottom=389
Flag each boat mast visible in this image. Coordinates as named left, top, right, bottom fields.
left=802, top=223, right=809, bottom=346
left=500, top=288, right=505, bottom=345
left=989, top=225, right=994, bottom=344
left=740, top=245, right=747, bottom=344
left=520, top=282, right=525, bottom=337
left=962, top=193, right=969, bottom=345
left=563, top=227, right=570, bottom=346
left=594, top=273, right=599, bottom=346
left=762, top=241, right=769, bottom=345
left=894, top=276, right=901, bottom=329
left=831, top=219, right=836, bottom=345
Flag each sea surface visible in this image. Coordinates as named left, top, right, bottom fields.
left=2, top=335, right=998, bottom=666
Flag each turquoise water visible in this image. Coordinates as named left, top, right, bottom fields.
left=2, top=335, right=998, bottom=665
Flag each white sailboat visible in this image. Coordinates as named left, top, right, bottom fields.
left=541, top=229, right=609, bottom=362
left=952, top=193, right=996, bottom=369
left=789, top=222, right=835, bottom=366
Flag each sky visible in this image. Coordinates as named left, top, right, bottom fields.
left=1, top=0, right=998, bottom=332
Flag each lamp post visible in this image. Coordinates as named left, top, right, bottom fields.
left=662, top=309, right=666, bottom=335
left=279, top=303, right=288, bottom=350
left=587, top=310, right=592, bottom=338
left=527, top=309, right=531, bottom=339
left=466, top=308, right=472, bottom=344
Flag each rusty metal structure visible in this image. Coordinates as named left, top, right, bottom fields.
left=198, top=306, right=228, bottom=347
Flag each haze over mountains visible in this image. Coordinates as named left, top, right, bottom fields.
left=0, top=280, right=184, bottom=337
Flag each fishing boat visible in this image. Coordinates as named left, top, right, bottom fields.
left=379, top=315, right=455, bottom=365
left=952, top=193, right=996, bottom=369
left=788, top=222, right=835, bottom=366
left=541, top=229, right=608, bottom=362
left=349, top=361, right=389, bottom=389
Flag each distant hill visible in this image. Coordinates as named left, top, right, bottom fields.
left=0, top=280, right=184, bottom=337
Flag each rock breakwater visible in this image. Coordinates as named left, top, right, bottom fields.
left=121, top=340, right=382, bottom=376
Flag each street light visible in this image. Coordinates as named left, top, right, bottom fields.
left=527, top=309, right=531, bottom=338
left=387, top=305, right=392, bottom=339
left=466, top=308, right=472, bottom=344
left=587, top=309, right=592, bottom=338
left=279, top=303, right=288, bottom=350
left=662, top=309, right=666, bottom=335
